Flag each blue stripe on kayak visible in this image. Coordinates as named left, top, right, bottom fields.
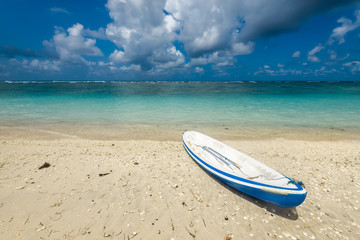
left=183, top=138, right=304, bottom=192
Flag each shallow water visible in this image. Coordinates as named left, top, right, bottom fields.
left=1, top=81, right=359, bottom=132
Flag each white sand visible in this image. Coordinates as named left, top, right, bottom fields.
left=1, top=128, right=360, bottom=239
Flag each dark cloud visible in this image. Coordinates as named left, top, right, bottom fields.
left=238, top=0, right=359, bottom=42
left=0, top=45, right=40, bottom=58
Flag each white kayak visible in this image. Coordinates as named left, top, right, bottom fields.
left=182, top=131, right=307, bottom=208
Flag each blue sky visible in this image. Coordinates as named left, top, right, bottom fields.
left=1, top=0, right=360, bottom=81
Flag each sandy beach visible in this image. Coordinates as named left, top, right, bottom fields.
left=1, top=125, right=360, bottom=239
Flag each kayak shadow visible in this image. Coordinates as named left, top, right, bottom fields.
left=202, top=168, right=299, bottom=220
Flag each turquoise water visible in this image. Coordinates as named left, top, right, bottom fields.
left=0, top=81, right=360, bottom=130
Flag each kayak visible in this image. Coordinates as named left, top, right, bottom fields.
left=182, top=131, right=307, bottom=208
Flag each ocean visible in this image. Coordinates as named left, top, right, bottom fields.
left=1, top=81, right=360, bottom=139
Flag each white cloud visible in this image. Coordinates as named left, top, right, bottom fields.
left=43, top=23, right=103, bottom=62
left=208, top=51, right=235, bottom=67
left=254, top=64, right=304, bottom=77
left=314, top=66, right=337, bottom=76
left=109, top=44, right=185, bottom=70
left=120, top=64, right=141, bottom=71
left=307, top=44, right=324, bottom=62
left=50, top=7, right=70, bottom=14
left=10, top=0, right=357, bottom=78
left=230, top=42, right=255, bottom=56
left=109, top=49, right=127, bottom=63
left=84, top=28, right=107, bottom=40
left=8, top=58, right=61, bottom=72
left=195, top=66, right=204, bottom=73
left=104, top=0, right=355, bottom=70
left=308, top=56, right=320, bottom=63
left=326, top=50, right=350, bottom=64
left=343, top=61, right=360, bottom=73
left=154, top=46, right=185, bottom=69
left=292, top=51, right=301, bottom=58
left=329, top=50, right=337, bottom=60
left=191, top=26, right=222, bottom=55
left=187, top=57, right=208, bottom=66
left=105, top=0, right=181, bottom=70
left=29, top=59, right=61, bottom=71
left=216, top=61, right=233, bottom=67
left=308, top=44, right=324, bottom=56
left=328, top=9, right=360, bottom=45
left=166, top=0, right=354, bottom=56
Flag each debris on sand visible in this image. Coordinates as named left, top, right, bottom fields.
left=224, top=234, right=233, bottom=240
left=99, top=173, right=110, bottom=177
left=39, top=162, right=51, bottom=170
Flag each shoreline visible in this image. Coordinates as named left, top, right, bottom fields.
left=1, top=122, right=360, bottom=141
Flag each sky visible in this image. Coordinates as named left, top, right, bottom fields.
left=1, top=0, right=360, bottom=81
